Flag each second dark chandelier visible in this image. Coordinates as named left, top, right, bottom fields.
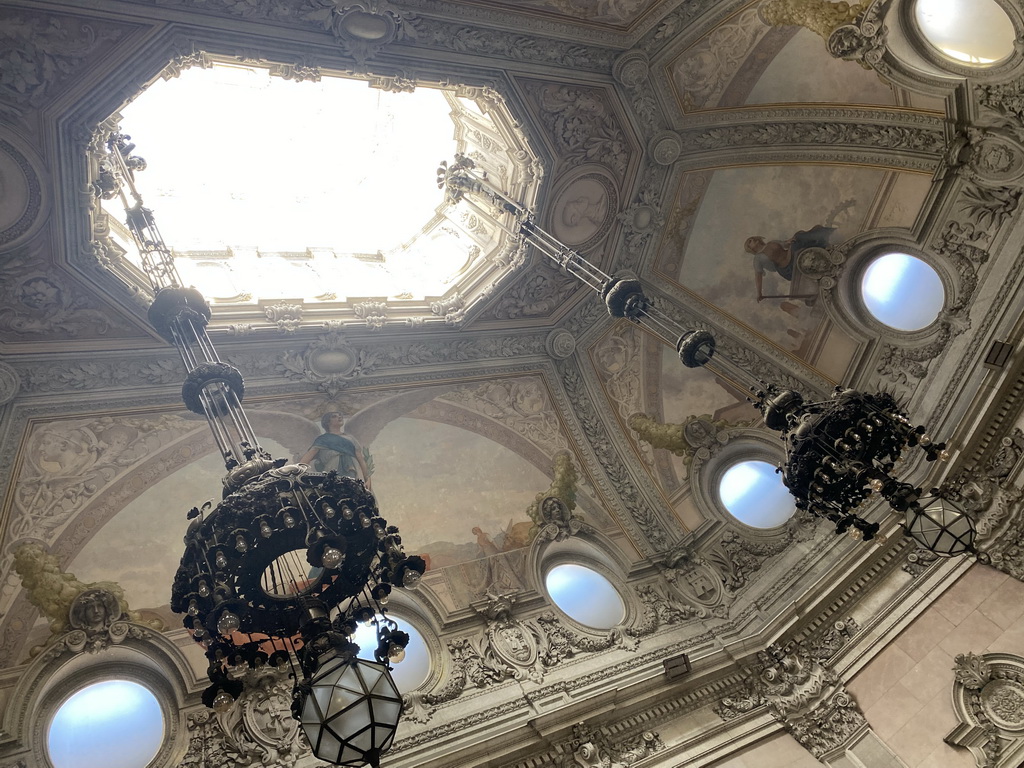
left=438, top=155, right=976, bottom=557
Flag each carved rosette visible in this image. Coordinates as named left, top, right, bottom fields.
left=948, top=652, right=1024, bottom=765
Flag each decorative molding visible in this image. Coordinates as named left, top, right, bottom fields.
left=0, top=362, right=21, bottom=404
left=947, top=652, right=1024, bottom=766
left=559, top=722, right=665, bottom=768
left=179, top=666, right=309, bottom=767
left=303, top=0, right=408, bottom=65
left=0, top=12, right=126, bottom=118
left=559, top=357, right=671, bottom=552
left=677, top=120, right=944, bottom=157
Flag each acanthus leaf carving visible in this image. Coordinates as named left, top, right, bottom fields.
left=276, top=332, right=379, bottom=397
left=523, top=82, right=630, bottom=177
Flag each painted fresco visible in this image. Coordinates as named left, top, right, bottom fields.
left=744, top=28, right=896, bottom=106
left=668, top=2, right=897, bottom=112
left=45, top=376, right=616, bottom=613
left=658, top=165, right=932, bottom=359
left=589, top=322, right=761, bottom=496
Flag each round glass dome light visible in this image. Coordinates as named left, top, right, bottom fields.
left=352, top=615, right=432, bottom=692
left=719, top=460, right=795, bottom=528
left=861, top=252, right=944, bottom=332
left=545, top=563, right=625, bottom=629
left=48, top=680, right=164, bottom=768
left=915, top=0, right=1017, bottom=65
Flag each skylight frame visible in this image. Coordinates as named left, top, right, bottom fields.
left=85, top=51, right=544, bottom=334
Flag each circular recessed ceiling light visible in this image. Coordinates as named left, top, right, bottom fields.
left=352, top=615, right=432, bottom=691
left=545, top=563, right=625, bottom=629
left=915, top=0, right=1016, bottom=65
left=48, top=679, right=164, bottom=768
left=719, top=459, right=795, bottom=528
left=861, top=252, right=944, bottom=331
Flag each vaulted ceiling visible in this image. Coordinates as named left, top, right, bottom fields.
left=2, top=0, right=1024, bottom=766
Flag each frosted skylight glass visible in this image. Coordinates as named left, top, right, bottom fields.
left=109, top=62, right=463, bottom=299
left=48, top=680, right=164, bottom=768
left=861, top=252, right=944, bottom=331
left=545, top=564, right=625, bottom=629
left=915, top=0, right=1016, bottom=65
left=720, top=460, right=795, bottom=528
left=352, top=616, right=431, bottom=691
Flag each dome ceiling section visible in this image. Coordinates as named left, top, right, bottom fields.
left=89, top=59, right=544, bottom=332
left=473, top=78, right=638, bottom=329
left=652, top=163, right=934, bottom=375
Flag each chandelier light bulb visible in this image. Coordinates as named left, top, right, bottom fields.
left=939, top=449, right=951, bottom=461
left=869, top=478, right=884, bottom=491
left=342, top=505, right=354, bottom=520
left=403, top=569, right=422, bottom=589
left=388, top=645, right=406, bottom=663
left=919, top=433, right=932, bottom=446
left=215, top=550, right=228, bottom=569
left=198, top=580, right=210, bottom=597
left=259, top=520, right=272, bottom=538
left=188, top=599, right=199, bottom=616
left=212, top=691, right=235, bottom=713
left=217, top=610, right=241, bottom=635
left=323, top=502, right=336, bottom=519
left=235, top=534, right=248, bottom=553
left=321, top=546, right=344, bottom=569
left=283, top=512, right=296, bottom=528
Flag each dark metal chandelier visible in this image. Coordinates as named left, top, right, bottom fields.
left=438, top=155, right=976, bottom=557
left=99, top=135, right=425, bottom=767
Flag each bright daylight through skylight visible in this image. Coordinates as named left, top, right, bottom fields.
left=107, top=62, right=464, bottom=300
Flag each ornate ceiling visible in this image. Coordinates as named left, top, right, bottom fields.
left=2, top=0, right=1024, bottom=766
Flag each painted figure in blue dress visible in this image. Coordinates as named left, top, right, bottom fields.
left=300, top=411, right=372, bottom=490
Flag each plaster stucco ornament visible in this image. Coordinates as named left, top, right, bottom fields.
left=948, top=652, right=1024, bottom=766
left=527, top=452, right=584, bottom=541
left=279, top=332, right=380, bottom=397
left=305, top=0, right=407, bottom=65
left=180, top=666, right=309, bottom=768
left=715, top=641, right=867, bottom=758
left=562, top=722, right=665, bottom=768
left=12, top=542, right=163, bottom=649
left=0, top=360, right=21, bottom=404
left=627, top=412, right=734, bottom=465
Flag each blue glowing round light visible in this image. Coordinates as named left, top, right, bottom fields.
left=720, top=460, right=795, bottom=528
left=545, top=564, right=625, bottom=629
left=351, top=616, right=431, bottom=691
left=861, top=252, right=944, bottom=331
left=48, top=680, right=164, bottom=768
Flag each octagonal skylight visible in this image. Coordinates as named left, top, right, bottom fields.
left=96, top=57, right=541, bottom=317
